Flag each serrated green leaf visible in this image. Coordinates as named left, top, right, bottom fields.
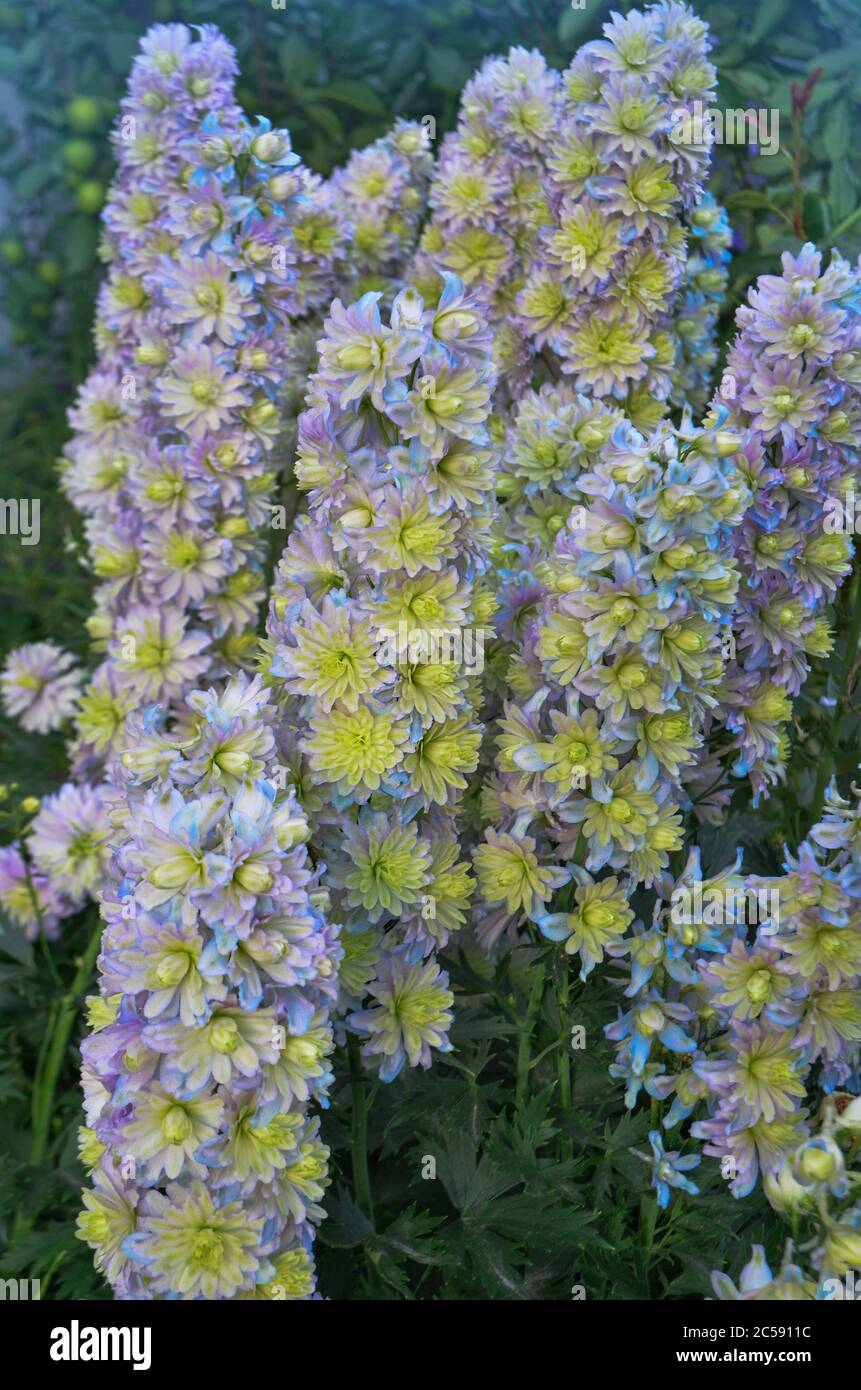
left=379, top=1205, right=449, bottom=1267
left=317, top=1185, right=373, bottom=1248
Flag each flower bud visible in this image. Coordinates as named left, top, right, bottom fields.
left=763, top=1159, right=815, bottom=1215
left=823, top=1224, right=861, bottom=1276
left=251, top=131, right=288, bottom=163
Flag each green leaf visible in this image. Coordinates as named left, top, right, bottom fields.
left=14, top=161, right=56, bottom=203
left=818, top=48, right=861, bottom=77
left=772, top=35, right=817, bottom=60
left=807, top=78, right=842, bottom=110
left=823, top=103, right=851, bottom=163
left=426, top=45, right=472, bottom=96
left=317, top=1186, right=373, bottom=1248
left=558, top=6, right=594, bottom=47
left=0, top=910, right=33, bottom=970
left=303, top=104, right=344, bottom=144
left=278, top=36, right=317, bottom=88
left=387, top=36, right=424, bottom=84
left=803, top=191, right=831, bottom=241
left=829, top=161, right=859, bottom=225
left=378, top=1206, right=449, bottom=1268
left=747, top=0, right=791, bottom=45
left=729, top=67, right=774, bottom=100
left=64, top=215, right=99, bottom=277
left=724, top=190, right=779, bottom=210
left=312, top=79, right=386, bottom=115
left=455, top=1221, right=528, bottom=1298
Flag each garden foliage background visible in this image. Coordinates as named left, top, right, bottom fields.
left=0, top=0, right=860, bottom=1300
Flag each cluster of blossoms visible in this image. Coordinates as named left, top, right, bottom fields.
left=472, top=412, right=748, bottom=952
left=493, top=383, right=629, bottom=557
left=0, top=641, right=83, bottom=735
left=275, top=120, right=434, bottom=440
left=451, top=2, right=738, bottom=958
left=591, top=780, right=861, bottom=1220
left=53, top=24, right=432, bottom=780
left=1, top=28, right=434, bottom=937
left=3, top=4, right=861, bottom=1307
left=76, top=673, right=340, bottom=1299
left=706, top=244, right=861, bottom=798
left=0, top=783, right=113, bottom=940
left=710, top=1092, right=861, bottom=1301
left=0, top=650, right=113, bottom=943
left=489, top=186, right=729, bottom=556
left=331, top=122, right=433, bottom=299
left=263, top=274, right=499, bottom=1078
left=413, top=1, right=729, bottom=420
left=3, top=25, right=319, bottom=946
left=678, top=783, right=861, bottom=1201
left=58, top=24, right=310, bottom=773
left=476, top=245, right=861, bottom=1176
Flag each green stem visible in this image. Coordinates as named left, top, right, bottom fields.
left=515, top=963, right=546, bottom=1109
left=39, top=931, right=62, bottom=988
left=30, top=999, right=59, bottom=1138
left=639, top=1194, right=659, bottom=1295
left=556, top=960, right=572, bottom=1158
left=31, top=920, right=102, bottom=1166
left=39, top=1249, right=66, bottom=1301
left=831, top=204, right=861, bottom=240
left=347, top=1034, right=374, bottom=1228
left=811, top=567, right=861, bottom=822
left=22, top=856, right=61, bottom=988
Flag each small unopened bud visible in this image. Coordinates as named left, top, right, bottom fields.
left=763, top=1159, right=815, bottom=1215
left=247, top=399, right=278, bottom=429
left=340, top=507, right=372, bottom=529
left=792, top=1136, right=845, bottom=1188
left=252, top=131, right=288, bottom=163
left=267, top=172, right=299, bottom=201
left=695, top=429, right=743, bottom=457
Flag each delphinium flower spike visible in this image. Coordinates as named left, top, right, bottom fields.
left=76, top=673, right=340, bottom=1299
left=699, top=244, right=861, bottom=801
left=679, top=782, right=861, bottom=1201
left=55, top=26, right=433, bottom=785
left=263, top=275, right=499, bottom=1077
left=58, top=25, right=344, bottom=778
left=474, top=413, right=749, bottom=960
left=412, top=1, right=730, bottom=424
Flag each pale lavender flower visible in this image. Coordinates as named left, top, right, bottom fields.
left=1, top=642, right=82, bottom=734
